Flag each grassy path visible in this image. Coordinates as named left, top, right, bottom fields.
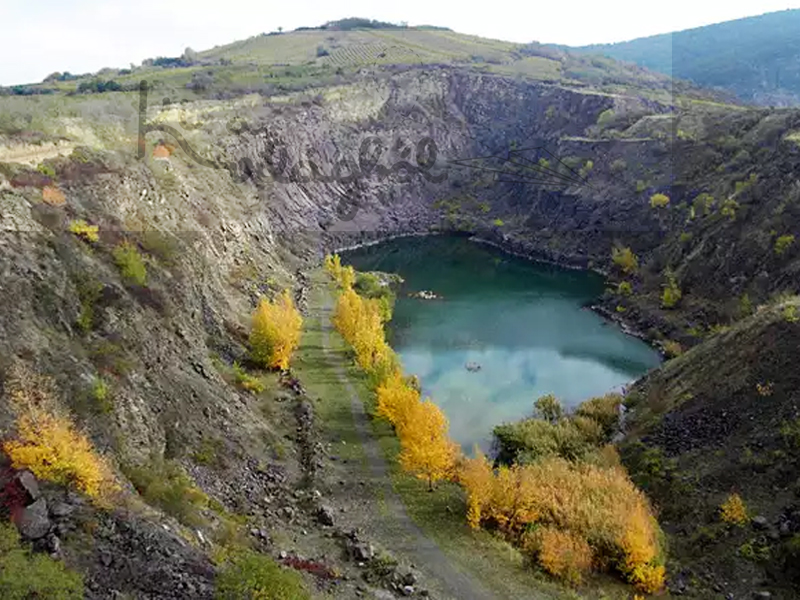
left=318, top=290, right=496, bottom=600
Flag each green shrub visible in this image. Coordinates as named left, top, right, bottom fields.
left=692, top=193, right=715, bottom=216
left=112, top=242, right=147, bottom=286
left=493, top=394, right=614, bottom=466
left=784, top=305, right=799, bottom=323
left=650, top=193, right=670, bottom=208
left=611, top=246, right=638, bottom=275
left=494, top=418, right=599, bottom=465
left=720, top=198, right=739, bottom=221
left=775, top=234, right=795, bottom=255
left=596, top=109, right=615, bottom=128
left=74, top=274, right=103, bottom=333
left=739, top=540, right=770, bottom=562
left=662, top=340, right=683, bottom=358
left=0, top=522, right=83, bottom=599
left=36, top=163, right=56, bottom=178
left=215, top=549, right=310, bottom=600
left=493, top=218, right=504, bottom=227
left=739, top=293, right=753, bottom=318
left=233, top=362, right=265, bottom=394
left=192, top=437, right=225, bottom=469
left=123, top=456, right=208, bottom=527
left=534, top=394, right=563, bottom=423
left=617, top=281, right=633, bottom=296
left=661, top=271, right=682, bottom=309
left=575, top=393, right=622, bottom=438
left=90, top=376, right=112, bottom=414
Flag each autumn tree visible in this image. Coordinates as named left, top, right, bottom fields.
left=250, top=290, right=303, bottom=370
left=398, top=400, right=459, bottom=490
left=376, top=372, right=420, bottom=430
left=458, top=447, right=495, bottom=529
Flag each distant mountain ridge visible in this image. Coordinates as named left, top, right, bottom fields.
left=571, top=9, right=800, bottom=106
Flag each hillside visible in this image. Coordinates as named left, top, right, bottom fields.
left=622, top=296, right=800, bottom=598
left=3, top=23, right=711, bottom=105
left=0, top=19, right=799, bottom=600
left=574, top=9, right=800, bottom=106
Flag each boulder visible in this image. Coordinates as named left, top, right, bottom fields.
left=317, top=504, right=335, bottom=526
left=15, top=470, right=40, bottom=503
left=17, top=498, right=51, bottom=540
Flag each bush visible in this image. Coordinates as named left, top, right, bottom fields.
left=661, top=271, right=682, bottom=309
left=0, top=522, right=83, bottom=599
left=575, top=393, right=622, bottom=438
left=720, top=198, right=739, bottom=220
left=662, top=340, right=683, bottom=358
left=232, top=362, right=265, bottom=393
left=74, top=273, right=103, bottom=333
left=123, top=457, right=208, bottom=527
left=493, top=218, right=504, bottom=227
left=775, top=234, right=795, bottom=255
left=36, top=163, right=56, bottom=178
left=459, top=455, right=665, bottom=592
left=68, top=220, right=99, bottom=243
left=596, top=109, right=615, bottom=128
left=534, top=394, right=563, bottom=423
left=720, top=493, right=748, bottom=525
left=2, top=365, right=118, bottom=503
left=533, top=527, right=593, bottom=585
left=618, top=281, right=633, bottom=296
left=692, top=193, right=715, bottom=216
left=90, top=376, right=113, bottom=414
left=611, top=246, right=639, bottom=275
left=112, top=242, right=147, bottom=286
left=249, top=290, right=303, bottom=370
left=649, top=193, right=670, bottom=208
left=493, top=415, right=600, bottom=465
left=215, top=549, right=310, bottom=600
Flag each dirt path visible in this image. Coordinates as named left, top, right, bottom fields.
left=318, top=290, right=495, bottom=600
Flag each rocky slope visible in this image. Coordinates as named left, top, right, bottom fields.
left=622, top=296, right=800, bottom=599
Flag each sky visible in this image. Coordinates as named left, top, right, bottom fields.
left=2, top=0, right=799, bottom=86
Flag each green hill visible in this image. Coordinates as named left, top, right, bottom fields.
left=3, top=23, right=708, bottom=105
left=573, top=9, right=800, bottom=106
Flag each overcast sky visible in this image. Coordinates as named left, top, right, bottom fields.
left=2, top=1, right=799, bottom=86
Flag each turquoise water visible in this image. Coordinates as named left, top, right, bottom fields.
left=342, top=235, right=661, bottom=450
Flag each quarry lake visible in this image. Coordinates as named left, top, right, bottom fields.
left=343, top=235, right=661, bottom=450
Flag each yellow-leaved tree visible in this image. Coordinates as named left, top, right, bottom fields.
left=458, top=447, right=494, bottom=530
left=249, top=290, right=303, bottom=370
left=375, top=372, right=420, bottom=430
left=333, top=287, right=362, bottom=343
left=398, top=400, right=458, bottom=490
